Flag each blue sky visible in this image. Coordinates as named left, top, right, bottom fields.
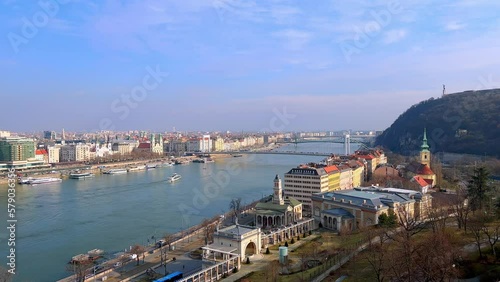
left=1, top=0, right=499, bottom=132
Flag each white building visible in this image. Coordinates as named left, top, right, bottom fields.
left=201, top=135, right=212, bottom=153
left=0, top=131, right=11, bottom=138
left=203, top=225, right=261, bottom=263
left=48, top=146, right=60, bottom=164
left=60, top=144, right=91, bottom=162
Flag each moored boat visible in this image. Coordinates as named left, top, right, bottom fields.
left=104, top=169, right=128, bottom=174
left=127, top=165, right=146, bottom=172
left=29, top=177, right=62, bottom=185
left=69, top=172, right=95, bottom=179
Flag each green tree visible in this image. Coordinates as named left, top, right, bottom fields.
left=467, top=167, right=491, bottom=211
left=378, top=210, right=397, bottom=228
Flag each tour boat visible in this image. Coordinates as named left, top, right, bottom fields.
left=69, top=172, right=95, bottom=179
left=167, top=173, right=181, bottom=182
left=104, top=169, right=128, bottom=174
left=29, top=177, right=62, bottom=185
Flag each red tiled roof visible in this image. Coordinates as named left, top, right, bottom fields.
left=424, top=178, right=434, bottom=185
left=137, top=143, right=151, bottom=149
left=413, top=176, right=429, bottom=187
left=324, top=165, right=339, bottom=173
left=418, top=164, right=435, bottom=175
left=35, top=149, right=48, bottom=155
left=357, top=155, right=374, bottom=160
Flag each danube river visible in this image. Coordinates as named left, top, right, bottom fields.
left=0, top=143, right=355, bottom=281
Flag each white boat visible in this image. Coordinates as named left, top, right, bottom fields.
left=29, top=177, right=62, bottom=185
left=167, top=173, right=181, bottom=182
left=18, top=177, right=31, bottom=184
left=104, top=169, right=128, bottom=174
left=69, top=172, right=95, bottom=179
left=127, top=165, right=146, bottom=172
left=146, top=164, right=159, bottom=169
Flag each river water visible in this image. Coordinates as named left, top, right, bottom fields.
left=0, top=143, right=355, bottom=281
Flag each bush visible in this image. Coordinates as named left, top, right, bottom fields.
left=246, top=257, right=250, bottom=264
left=285, top=241, right=289, bottom=247
left=303, top=233, right=307, bottom=238
left=291, top=238, right=295, bottom=244
left=297, top=236, right=300, bottom=241
left=265, top=247, right=270, bottom=254
left=233, top=267, right=238, bottom=273
left=309, top=230, right=312, bottom=235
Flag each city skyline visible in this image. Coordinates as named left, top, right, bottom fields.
left=1, top=0, right=499, bottom=132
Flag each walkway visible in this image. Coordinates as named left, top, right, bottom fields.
left=222, top=233, right=321, bottom=282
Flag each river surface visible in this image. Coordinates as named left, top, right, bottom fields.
left=0, top=143, right=356, bottom=281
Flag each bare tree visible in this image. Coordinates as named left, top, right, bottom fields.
left=265, top=260, right=281, bottom=282
left=298, top=246, right=313, bottom=271
left=427, top=205, right=450, bottom=234
left=468, top=217, right=486, bottom=260
left=413, top=230, right=459, bottom=281
left=130, top=245, right=145, bottom=266
left=163, top=233, right=175, bottom=251
left=452, top=186, right=471, bottom=231
left=364, top=228, right=389, bottom=282
left=66, top=260, right=93, bottom=282
left=229, top=198, right=242, bottom=222
left=201, top=218, right=214, bottom=245
left=482, top=218, right=500, bottom=258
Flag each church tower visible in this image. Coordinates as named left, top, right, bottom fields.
left=420, top=128, right=431, bottom=167
left=272, top=174, right=284, bottom=205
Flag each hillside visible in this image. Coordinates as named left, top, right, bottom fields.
left=375, top=88, right=500, bottom=158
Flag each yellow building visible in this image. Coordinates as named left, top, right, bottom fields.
left=325, top=166, right=340, bottom=191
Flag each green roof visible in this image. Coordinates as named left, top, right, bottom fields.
left=287, top=197, right=301, bottom=207
left=255, top=202, right=289, bottom=212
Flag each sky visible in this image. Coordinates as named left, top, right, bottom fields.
left=0, top=0, right=499, bottom=133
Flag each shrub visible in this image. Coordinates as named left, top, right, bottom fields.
left=291, top=238, right=295, bottom=244
left=285, top=241, right=289, bottom=247
left=297, top=236, right=300, bottom=241
left=303, top=233, right=307, bottom=238
left=233, top=267, right=238, bottom=273
left=265, top=247, right=270, bottom=254
left=246, top=257, right=250, bottom=264
left=309, top=230, right=312, bottom=235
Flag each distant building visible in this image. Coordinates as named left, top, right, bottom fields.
left=0, top=137, right=47, bottom=171
left=35, top=149, right=48, bottom=163
left=0, top=131, right=11, bottom=138
left=0, top=137, right=36, bottom=162
left=43, top=131, right=57, bottom=140
left=404, top=129, right=436, bottom=187
left=47, top=146, right=60, bottom=164
left=112, top=140, right=138, bottom=155
left=60, top=144, right=91, bottom=162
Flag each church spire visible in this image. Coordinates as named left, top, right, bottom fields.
left=421, top=128, right=430, bottom=152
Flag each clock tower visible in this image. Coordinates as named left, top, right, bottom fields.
left=273, top=174, right=284, bottom=205
left=420, top=128, right=431, bottom=167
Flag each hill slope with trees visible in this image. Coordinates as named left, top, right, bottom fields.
left=375, top=88, right=500, bottom=157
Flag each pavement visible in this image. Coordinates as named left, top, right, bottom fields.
left=222, top=233, right=321, bottom=282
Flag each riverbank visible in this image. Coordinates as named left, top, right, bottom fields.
left=58, top=201, right=259, bottom=282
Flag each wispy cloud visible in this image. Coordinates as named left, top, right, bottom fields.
left=383, top=29, right=407, bottom=44
left=273, top=29, right=312, bottom=50
left=444, top=21, right=466, bottom=31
